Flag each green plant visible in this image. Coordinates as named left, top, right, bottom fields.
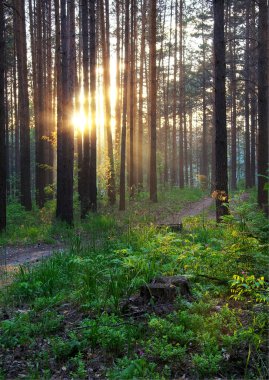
left=192, top=352, right=222, bottom=377
left=70, top=352, right=88, bottom=379
left=145, top=337, right=186, bottom=362
left=230, top=274, right=269, bottom=304
left=108, top=356, right=165, bottom=380
left=79, top=314, right=139, bottom=354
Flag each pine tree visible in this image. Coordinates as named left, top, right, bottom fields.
left=0, top=0, right=6, bottom=231
left=213, top=0, right=228, bottom=222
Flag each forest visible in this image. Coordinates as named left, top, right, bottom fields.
left=0, top=0, right=268, bottom=378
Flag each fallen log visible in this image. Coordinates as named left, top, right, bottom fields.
left=156, top=223, right=183, bottom=232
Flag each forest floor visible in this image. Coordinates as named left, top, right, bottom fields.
left=1, top=189, right=267, bottom=380
left=159, top=195, right=214, bottom=224
left=1, top=196, right=214, bottom=269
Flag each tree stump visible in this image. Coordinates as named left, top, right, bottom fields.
left=140, top=275, right=190, bottom=302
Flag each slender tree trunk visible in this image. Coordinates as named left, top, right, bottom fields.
left=35, top=0, right=46, bottom=207
left=13, top=0, right=32, bottom=210
left=250, top=1, right=257, bottom=187
left=100, top=0, right=116, bottom=205
left=129, top=0, right=136, bottom=197
left=172, top=0, right=178, bottom=185
left=245, top=2, right=251, bottom=188
left=119, top=0, right=130, bottom=211
left=149, top=0, right=157, bottom=202
left=257, top=0, right=268, bottom=215
left=89, top=0, right=97, bottom=212
left=213, top=0, right=228, bottom=222
left=77, top=1, right=83, bottom=200
left=164, top=0, right=173, bottom=185
left=115, top=0, right=121, bottom=157
left=55, top=0, right=62, bottom=216
left=201, top=1, right=208, bottom=184
left=0, top=0, right=6, bottom=231
left=56, top=0, right=74, bottom=224
left=230, top=4, right=237, bottom=190
left=178, top=0, right=184, bottom=188
left=189, top=110, right=193, bottom=187
left=80, top=0, right=90, bottom=218
left=137, top=0, right=146, bottom=190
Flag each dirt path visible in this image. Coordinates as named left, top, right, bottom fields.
left=159, top=196, right=214, bottom=225
left=0, top=197, right=215, bottom=269
left=0, top=243, right=64, bottom=267
left=1, top=193, right=249, bottom=269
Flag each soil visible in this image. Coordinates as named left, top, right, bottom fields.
left=0, top=243, right=64, bottom=267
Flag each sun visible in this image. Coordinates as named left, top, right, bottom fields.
left=71, top=62, right=118, bottom=138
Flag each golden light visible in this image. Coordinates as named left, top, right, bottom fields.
left=71, top=61, right=118, bottom=139
left=72, top=111, right=86, bottom=134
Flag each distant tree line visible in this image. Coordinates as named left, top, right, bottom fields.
left=0, top=0, right=268, bottom=231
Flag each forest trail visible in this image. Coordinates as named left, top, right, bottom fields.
left=159, top=196, right=215, bottom=225
left=0, top=243, right=64, bottom=268
left=0, top=197, right=216, bottom=270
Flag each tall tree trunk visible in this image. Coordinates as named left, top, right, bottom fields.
left=129, top=0, right=136, bottom=197
left=56, top=0, right=74, bottom=224
left=164, top=0, right=173, bottom=185
left=47, top=1, right=54, bottom=188
left=149, top=0, right=157, bottom=202
left=172, top=0, right=178, bottom=185
left=200, top=0, right=208, bottom=184
left=189, top=110, right=193, bottom=187
left=77, top=1, right=83, bottom=200
left=80, top=0, right=90, bottom=218
left=89, top=0, right=97, bottom=212
left=213, top=0, right=228, bottom=222
left=137, top=0, right=146, bottom=190
left=100, top=0, right=116, bottom=205
left=245, top=2, right=251, bottom=188
left=230, top=4, right=237, bottom=190
left=250, top=0, right=257, bottom=187
left=257, top=0, right=268, bottom=215
left=35, top=0, right=46, bottom=207
left=114, top=0, right=121, bottom=157
left=0, top=0, right=6, bottom=231
left=119, top=0, right=130, bottom=211
left=178, top=0, right=184, bottom=188
left=13, top=0, right=32, bottom=211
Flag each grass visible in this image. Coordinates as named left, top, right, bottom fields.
left=0, top=187, right=204, bottom=247
left=0, top=188, right=268, bottom=379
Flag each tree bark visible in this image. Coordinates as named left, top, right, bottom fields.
left=245, top=2, right=251, bottom=188
left=149, top=0, right=157, bottom=202
left=13, top=0, right=32, bottom=210
left=257, top=0, right=268, bottom=215
left=80, top=0, right=90, bottom=218
left=56, top=0, right=74, bottom=224
left=213, top=0, right=228, bottom=222
left=119, top=0, right=130, bottom=211
left=89, top=0, right=97, bottom=212
left=0, top=0, right=6, bottom=231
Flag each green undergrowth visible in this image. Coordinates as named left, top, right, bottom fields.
left=0, top=192, right=268, bottom=379
left=0, top=187, right=204, bottom=246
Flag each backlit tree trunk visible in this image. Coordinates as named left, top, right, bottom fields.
left=0, top=0, right=6, bottom=231
left=149, top=0, right=157, bottom=202
left=13, top=0, right=32, bottom=210
left=257, top=0, right=268, bottom=215
left=213, top=0, right=228, bottom=222
left=119, top=0, right=130, bottom=211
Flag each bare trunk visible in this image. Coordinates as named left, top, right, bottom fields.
left=213, top=0, right=228, bottom=222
